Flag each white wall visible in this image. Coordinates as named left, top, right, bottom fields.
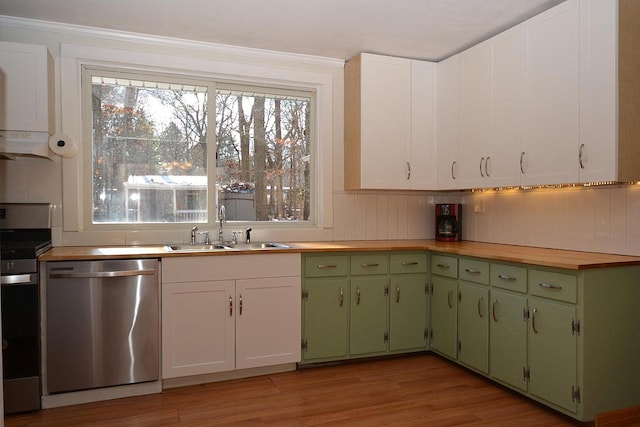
left=1, top=17, right=639, bottom=256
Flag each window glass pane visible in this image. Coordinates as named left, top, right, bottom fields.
left=216, top=88, right=312, bottom=222
left=91, top=74, right=209, bottom=223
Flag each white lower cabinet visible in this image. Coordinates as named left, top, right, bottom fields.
left=161, top=254, right=301, bottom=379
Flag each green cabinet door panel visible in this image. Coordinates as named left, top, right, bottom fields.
left=489, top=289, right=528, bottom=391
left=302, top=278, right=349, bottom=361
left=389, top=274, right=428, bottom=352
left=458, top=281, right=489, bottom=373
left=350, top=276, right=389, bottom=356
left=528, top=296, right=577, bottom=413
left=430, top=275, right=458, bottom=359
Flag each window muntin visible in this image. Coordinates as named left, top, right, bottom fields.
left=87, top=69, right=314, bottom=227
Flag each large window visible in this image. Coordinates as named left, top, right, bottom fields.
left=88, top=69, right=313, bottom=225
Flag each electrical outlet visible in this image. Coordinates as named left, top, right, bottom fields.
left=474, top=200, right=485, bottom=214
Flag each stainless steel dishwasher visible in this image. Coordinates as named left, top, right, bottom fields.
left=45, top=259, right=159, bottom=394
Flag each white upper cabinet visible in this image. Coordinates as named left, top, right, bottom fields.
left=409, top=60, right=438, bottom=189
left=579, top=0, right=640, bottom=183
left=458, top=41, right=492, bottom=189
left=436, top=55, right=461, bottom=190
left=488, top=25, right=526, bottom=188
left=0, top=41, right=54, bottom=134
left=521, top=0, right=580, bottom=186
left=345, top=53, right=437, bottom=190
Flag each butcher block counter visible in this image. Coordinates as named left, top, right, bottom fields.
left=39, top=240, right=640, bottom=270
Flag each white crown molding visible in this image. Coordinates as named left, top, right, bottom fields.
left=0, top=15, right=345, bottom=68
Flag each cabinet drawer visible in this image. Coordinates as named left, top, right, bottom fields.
left=491, top=263, right=527, bottom=293
left=304, top=255, right=349, bottom=277
left=390, top=252, right=428, bottom=274
left=431, top=254, right=458, bottom=279
left=459, top=258, right=489, bottom=285
left=351, top=254, right=388, bottom=275
left=529, top=269, right=577, bottom=303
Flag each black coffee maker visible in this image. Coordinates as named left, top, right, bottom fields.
left=435, top=203, right=462, bottom=241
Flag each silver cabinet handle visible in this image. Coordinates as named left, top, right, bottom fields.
left=480, top=157, right=485, bottom=177
left=520, top=152, right=526, bottom=174
left=492, top=299, right=498, bottom=322
left=239, top=294, right=243, bottom=315
left=339, top=286, right=344, bottom=307
left=437, top=263, right=450, bottom=270
left=229, top=295, right=233, bottom=316
left=579, top=144, right=585, bottom=169
left=498, top=275, right=516, bottom=281
left=401, top=261, right=419, bottom=266
left=356, top=287, right=361, bottom=305
left=485, top=156, right=491, bottom=177
left=407, top=161, right=411, bottom=180
left=464, top=268, right=481, bottom=275
left=478, top=296, right=484, bottom=318
left=317, top=264, right=337, bottom=269
left=451, top=161, right=457, bottom=180
left=447, top=289, right=454, bottom=308
left=396, top=284, right=400, bottom=303
left=360, top=263, right=379, bottom=268
left=531, top=308, right=538, bottom=333
left=538, top=282, right=562, bottom=290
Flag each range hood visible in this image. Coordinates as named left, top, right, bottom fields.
left=0, top=130, right=56, bottom=161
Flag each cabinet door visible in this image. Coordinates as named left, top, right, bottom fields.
left=302, top=278, right=349, bottom=362
left=458, top=42, right=492, bottom=189
left=437, top=55, right=461, bottom=189
left=359, top=54, right=412, bottom=189
left=162, top=280, right=235, bottom=378
left=0, top=41, right=53, bottom=133
left=528, top=297, right=577, bottom=413
left=489, top=25, right=526, bottom=188
left=458, top=281, right=489, bottom=373
left=522, top=0, right=580, bottom=186
left=430, top=275, right=458, bottom=359
left=409, top=60, right=438, bottom=189
left=350, top=276, right=388, bottom=356
left=490, top=289, right=528, bottom=391
left=578, top=0, right=617, bottom=183
left=389, top=274, right=428, bottom=352
left=235, top=276, right=301, bottom=369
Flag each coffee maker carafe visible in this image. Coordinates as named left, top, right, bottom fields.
left=435, top=203, right=461, bottom=241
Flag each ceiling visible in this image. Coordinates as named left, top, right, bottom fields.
left=0, top=0, right=565, bottom=62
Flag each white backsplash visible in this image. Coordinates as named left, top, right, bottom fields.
left=462, top=185, right=640, bottom=256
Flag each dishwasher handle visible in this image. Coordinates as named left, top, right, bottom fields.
left=48, top=269, right=157, bottom=279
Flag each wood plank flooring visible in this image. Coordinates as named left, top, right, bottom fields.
left=5, top=353, right=586, bottom=426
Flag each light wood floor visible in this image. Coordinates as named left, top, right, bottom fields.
left=6, top=353, right=585, bottom=426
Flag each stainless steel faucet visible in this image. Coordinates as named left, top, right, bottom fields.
left=190, top=226, right=198, bottom=245
left=218, top=205, right=226, bottom=243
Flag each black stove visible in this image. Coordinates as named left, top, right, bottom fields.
left=1, top=203, right=52, bottom=414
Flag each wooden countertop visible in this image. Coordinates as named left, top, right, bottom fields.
left=39, top=240, right=640, bottom=270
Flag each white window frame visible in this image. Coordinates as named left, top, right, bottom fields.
left=60, top=43, right=334, bottom=239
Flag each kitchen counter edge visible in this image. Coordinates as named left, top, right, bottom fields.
left=38, top=240, right=640, bottom=270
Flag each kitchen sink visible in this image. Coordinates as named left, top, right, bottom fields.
left=164, top=242, right=289, bottom=252
left=165, top=243, right=234, bottom=252
left=230, top=242, right=290, bottom=250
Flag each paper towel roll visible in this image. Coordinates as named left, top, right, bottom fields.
left=48, top=133, right=78, bottom=158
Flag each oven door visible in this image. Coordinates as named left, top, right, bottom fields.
left=1, top=271, right=41, bottom=413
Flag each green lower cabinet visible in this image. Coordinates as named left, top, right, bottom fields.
left=350, top=276, right=389, bottom=356
left=389, top=274, right=428, bottom=352
left=457, top=281, right=489, bottom=373
left=430, top=275, right=458, bottom=360
left=489, top=289, right=528, bottom=392
left=528, top=296, right=577, bottom=413
left=302, top=278, right=349, bottom=361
